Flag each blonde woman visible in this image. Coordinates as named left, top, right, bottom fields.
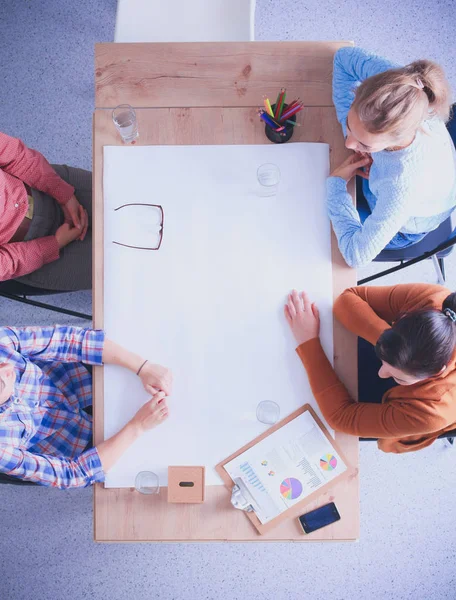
left=327, top=47, right=456, bottom=268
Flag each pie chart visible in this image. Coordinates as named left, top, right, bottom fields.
left=280, top=477, right=303, bottom=500
left=320, top=454, right=338, bottom=471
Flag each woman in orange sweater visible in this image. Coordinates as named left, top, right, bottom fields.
left=285, top=284, right=456, bottom=453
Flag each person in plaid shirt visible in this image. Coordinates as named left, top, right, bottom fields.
left=0, top=325, right=171, bottom=488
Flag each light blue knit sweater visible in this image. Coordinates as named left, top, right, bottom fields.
left=327, top=47, right=456, bottom=268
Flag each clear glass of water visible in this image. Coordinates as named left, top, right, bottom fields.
left=257, top=163, right=281, bottom=197
left=135, top=471, right=160, bottom=494
left=112, top=104, right=139, bottom=143
left=256, top=401, right=280, bottom=425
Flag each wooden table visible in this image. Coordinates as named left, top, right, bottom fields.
left=93, top=42, right=359, bottom=542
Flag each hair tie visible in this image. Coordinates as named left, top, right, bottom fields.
left=136, top=359, right=148, bottom=375
left=443, top=308, right=456, bottom=323
left=415, top=78, right=424, bottom=90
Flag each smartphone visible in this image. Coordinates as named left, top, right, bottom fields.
left=298, top=502, right=341, bottom=534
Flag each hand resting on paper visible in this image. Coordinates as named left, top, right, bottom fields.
left=131, top=391, right=169, bottom=435
left=139, top=361, right=173, bottom=396
left=284, top=290, right=320, bottom=346
left=97, top=392, right=169, bottom=474
left=101, top=339, right=173, bottom=395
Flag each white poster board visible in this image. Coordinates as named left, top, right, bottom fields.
left=103, top=143, right=332, bottom=487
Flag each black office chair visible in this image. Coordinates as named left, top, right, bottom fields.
left=0, top=473, right=39, bottom=486
left=360, top=429, right=455, bottom=445
left=0, top=280, right=91, bottom=320
left=0, top=405, right=93, bottom=486
left=358, top=105, right=456, bottom=285
left=439, top=430, right=455, bottom=445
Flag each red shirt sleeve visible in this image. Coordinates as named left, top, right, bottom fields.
left=0, top=237, right=60, bottom=281
left=0, top=132, right=74, bottom=205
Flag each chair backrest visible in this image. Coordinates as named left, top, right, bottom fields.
left=114, top=0, right=256, bottom=43
left=448, top=104, right=456, bottom=144
left=444, top=104, right=456, bottom=240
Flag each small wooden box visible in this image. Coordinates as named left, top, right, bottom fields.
left=167, top=466, right=205, bottom=503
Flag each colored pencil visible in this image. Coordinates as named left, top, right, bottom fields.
left=280, top=104, right=303, bottom=121
left=284, top=99, right=300, bottom=112
left=258, top=90, right=303, bottom=132
left=278, top=89, right=287, bottom=119
left=259, top=112, right=285, bottom=131
left=263, top=97, right=274, bottom=117
left=281, top=99, right=301, bottom=113
left=275, top=88, right=285, bottom=119
left=274, top=90, right=282, bottom=115
left=259, top=109, right=283, bottom=128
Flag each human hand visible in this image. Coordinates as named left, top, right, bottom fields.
left=139, top=361, right=173, bottom=396
left=131, top=392, right=169, bottom=435
left=330, top=153, right=371, bottom=182
left=62, top=194, right=88, bottom=241
left=355, top=152, right=373, bottom=179
left=284, top=290, right=320, bottom=346
left=55, top=222, right=83, bottom=249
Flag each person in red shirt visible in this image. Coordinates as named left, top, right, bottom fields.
left=0, top=131, right=93, bottom=290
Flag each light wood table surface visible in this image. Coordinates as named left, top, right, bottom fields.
left=93, top=42, right=359, bottom=542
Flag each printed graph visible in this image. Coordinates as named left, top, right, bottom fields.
left=240, top=462, right=266, bottom=492
left=280, top=477, right=303, bottom=500
left=320, top=454, right=338, bottom=471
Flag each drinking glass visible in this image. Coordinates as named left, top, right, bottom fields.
left=257, top=163, right=280, bottom=197
left=256, top=401, right=280, bottom=425
left=135, top=471, right=160, bottom=494
left=112, top=104, right=139, bottom=143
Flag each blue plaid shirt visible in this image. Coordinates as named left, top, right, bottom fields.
left=0, top=326, right=106, bottom=488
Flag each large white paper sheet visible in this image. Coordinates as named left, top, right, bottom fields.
left=224, top=411, right=347, bottom=524
left=103, top=143, right=333, bottom=487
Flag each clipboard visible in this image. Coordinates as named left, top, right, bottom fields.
left=216, top=404, right=355, bottom=535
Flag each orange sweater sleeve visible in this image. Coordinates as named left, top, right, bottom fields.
left=333, top=284, right=447, bottom=345
left=296, top=338, right=435, bottom=438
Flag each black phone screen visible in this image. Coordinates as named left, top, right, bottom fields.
left=299, top=502, right=340, bottom=534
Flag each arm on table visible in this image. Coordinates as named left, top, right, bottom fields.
left=97, top=392, right=168, bottom=472
left=326, top=177, right=410, bottom=268
left=102, top=339, right=173, bottom=395
left=334, top=283, right=447, bottom=345
left=297, top=338, right=433, bottom=438
left=2, top=326, right=105, bottom=365
left=0, top=393, right=169, bottom=488
left=2, top=327, right=172, bottom=394
left=284, top=289, right=436, bottom=438
left=0, top=131, right=74, bottom=205
left=332, top=47, right=399, bottom=135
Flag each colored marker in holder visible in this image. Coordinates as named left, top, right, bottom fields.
left=264, top=103, right=297, bottom=144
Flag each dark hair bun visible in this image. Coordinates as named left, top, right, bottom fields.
left=442, top=292, right=456, bottom=313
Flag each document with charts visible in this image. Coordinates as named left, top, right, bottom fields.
left=223, top=410, right=347, bottom=524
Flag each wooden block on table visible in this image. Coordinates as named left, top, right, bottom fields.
left=167, top=466, right=206, bottom=503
